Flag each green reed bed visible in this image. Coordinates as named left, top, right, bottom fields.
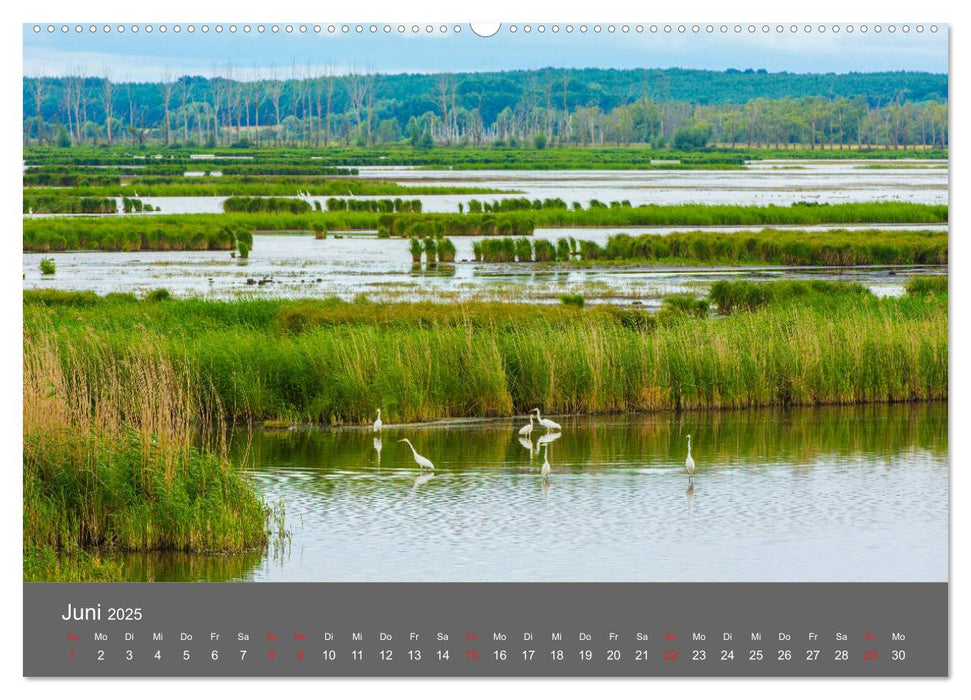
left=23, top=195, right=117, bottom=215
left=24, top=216, right=252, bottom=252
left=589, top=229, right=948, bottom=265
left=23, top=327, right=274, bottom=582
left=223, top=196, right=314, bottom=214
left=23, top=202, right=947, bottom=252
left=510, top=202, right=948, bottom=228
left=391, top=202, right=946, bottom=240
left=22, top=211, right=524, bottom=251
left=24, top=162, right=358, bottom=178
left=905, top=275, right=949, bottom=295
left=468, top=229, right=948, bottom=267
left=33, top=178, right=505, bottom=198
left=23, top=146, right=947, bottom=170
left=325, top=197, right=423, bottom=213
left=25, top=286, right=947, bottom=427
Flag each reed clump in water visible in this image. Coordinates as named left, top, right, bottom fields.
left=23, top=327, right=271, bottom=580
left=905, top=275, right=948, bottom=296
left=25, top=285, right=946, bottom=427
left=469, top=229, right=948, bottom=267
left=709, top=279, right=872, bottom=314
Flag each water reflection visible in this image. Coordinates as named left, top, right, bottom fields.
left=114, top=549, right=265, bottom=582
left=178, top=402, right=946, bottom=583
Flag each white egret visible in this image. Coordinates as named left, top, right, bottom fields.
left=685, top=434, right=696, bottom=478
left=373, top=409, right=383, bottom=432
left=532, top=408, right=562, bottom=433
left=541, top=442, right=552, bottom=481
left=399, top=438, right=434, bottom=470
left=518, top=413, right=535, bottom=438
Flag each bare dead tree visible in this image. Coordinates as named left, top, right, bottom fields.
left=160, top=69, right=173, bottom=145
left=100, top=67, right=114, bottom=145
left=267, top=67, right=283, bottom=144
left=436, top=74, right=454, bottom=144
left=346, top=70, right=365, bottom=142
left=180, top=75, right=191, bottom=143
left=324, top=67, right=334, bottom=147
left=126, top=80, right=136, bottom=142
left=365, top=70, right=375, bottom=146
left=30, top=70, right=44, bottom=145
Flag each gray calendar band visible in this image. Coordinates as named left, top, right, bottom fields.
left=24, top=582, right=947, bottom=677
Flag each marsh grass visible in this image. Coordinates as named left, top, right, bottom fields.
left=469, top=229, right=947, bottom=267
left=438, top=238, right=457, bottom=263
left=25, top=289, right=947, bottom=428
left=661, top=294, right=710, bottom=319
left=906, top=275, right=949, bottom=295
left=709, top=279, right=872, bottom=314
left=23, top=327, right=271, bottom=579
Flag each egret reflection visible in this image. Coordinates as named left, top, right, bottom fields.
left=518, top=435, right=535, bottom=458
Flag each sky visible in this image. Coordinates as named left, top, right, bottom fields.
left=22, top=23, right=948, bottom=81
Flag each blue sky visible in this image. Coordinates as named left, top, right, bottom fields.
left=23, top=23, right=948, bottom=80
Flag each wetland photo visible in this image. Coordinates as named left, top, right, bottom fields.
left=22, top=24, right=947, bottom=584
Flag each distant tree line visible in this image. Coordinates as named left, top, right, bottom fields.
left=23, top=66, right=948, bottom=150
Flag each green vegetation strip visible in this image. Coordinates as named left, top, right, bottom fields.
left=467, top=229, right=948, bottom=266
left=23, top=203, right=948, bottom=252
left=24, top=216, right=255, bottom=252
left=25, top=283, right=946, bottom=427
left=23, top=327, right=275, bottom=582
left=23, top=146, right=948, bottom=170
left=26, top=177, right=507, bottom=198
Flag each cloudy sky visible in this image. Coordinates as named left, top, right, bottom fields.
left=23, top=23, right=948, bottom=80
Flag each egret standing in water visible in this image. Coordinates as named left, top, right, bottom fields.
left=399, top=438, right=434, bottom=470
left=518, top=413, right=535, bottom=438
left=541, top=442, right=552, bottom=481
left=685, top=434, right=696, bottom=481
left=373, top=409, right=383, bottom=433
left=532, top=408, right=562, bottom=433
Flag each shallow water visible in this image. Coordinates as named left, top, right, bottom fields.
left=22, top=231, right=946, bottom=304
left=26, top=160, right=947, bottom=217
left=145, top=403, right=947, bottom=583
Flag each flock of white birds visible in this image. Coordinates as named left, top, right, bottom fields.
left=372, top=409, right=698, bottom=483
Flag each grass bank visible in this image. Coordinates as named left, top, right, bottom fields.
left=27, top=177, right=507, bottom=198
left=24, top=285, right=947, bottom=426
left=23, top=202, right=947, bottom=252
left=23, top=145, right=948, bottom=170
left=23, top=327, right=274, bottom=582
left=467, top=229, right=948, bottom=266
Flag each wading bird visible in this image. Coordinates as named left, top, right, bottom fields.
left=373, top=409, right=383, bottom=433
left=518, top=413, right=535, bottom=438
left=541, top=442, right=552, bottom=481
left=532, top=408, right=562, bottom=433
left=685, top=434, right=696, bottom=480
left=399, top=438, right=434, bottom=470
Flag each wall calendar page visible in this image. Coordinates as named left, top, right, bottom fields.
left=18, top=13, right=950, bottom=685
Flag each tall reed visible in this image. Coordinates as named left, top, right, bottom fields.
left=23, top=325, right=271, bottom=574
left=25, top=290, right=947, bottom=427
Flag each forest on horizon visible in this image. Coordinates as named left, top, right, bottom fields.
left=23, top=66, right=949, bottom=150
